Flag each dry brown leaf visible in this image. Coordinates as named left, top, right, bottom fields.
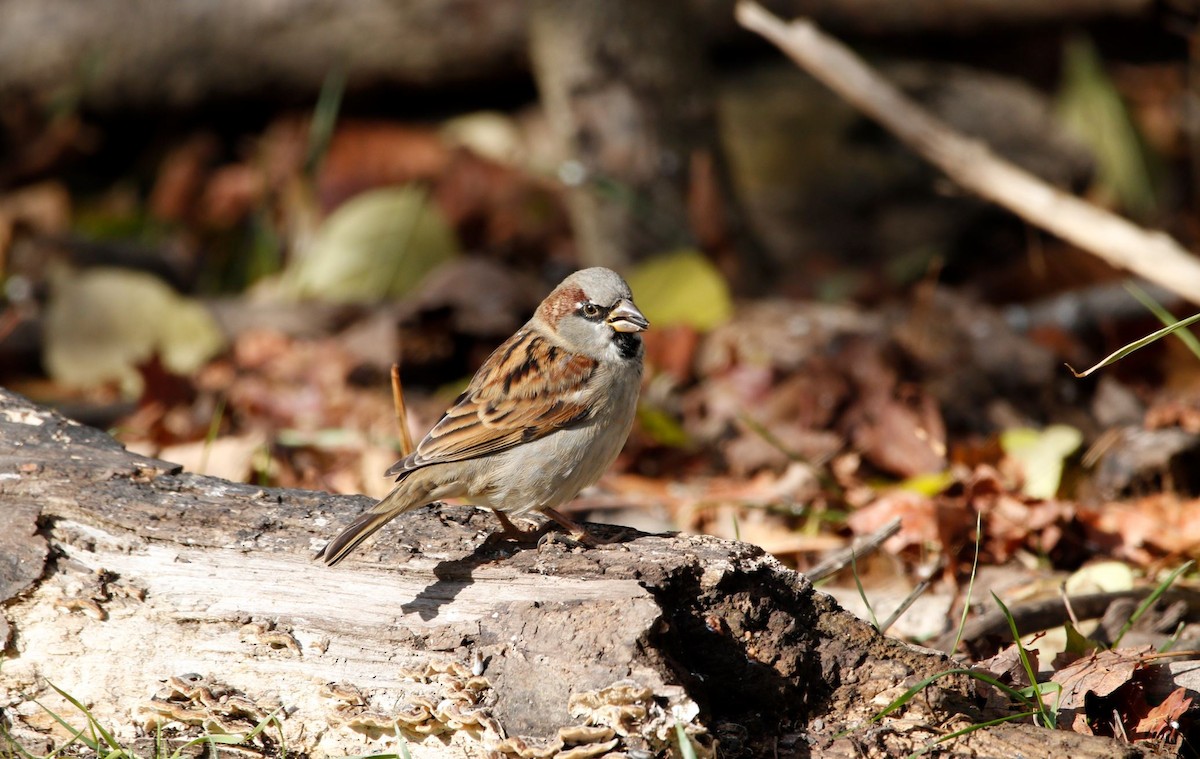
left=641, top=324, right=701, bottom=385
left=977, top=643, right=1038, bottom=689
left=846, top=491, right=940, bottom=555
left=201, top=164, right=266, bottom=228
left=317, top=121, right=450, bottom=208
left=0, top=181, right=71, bottom=257
left=1051, top=646, right=1154, bottom=710
left=149, top=133, right=219, bottom=222
left=1145, top=390, right=1200, bottom=434
left=840, top=341, right=946, bottom=478
left=1084, top=494, right=1200, bottom=563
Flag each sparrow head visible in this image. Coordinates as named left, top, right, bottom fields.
left=537, top=267, right=648, bottom=362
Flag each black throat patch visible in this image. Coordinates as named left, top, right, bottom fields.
left=612, top=331, right=641, bottom=361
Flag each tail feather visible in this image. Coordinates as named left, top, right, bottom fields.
left=318, top=487, right=426, bottom=566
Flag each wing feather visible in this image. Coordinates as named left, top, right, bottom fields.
left=386, top=328, right=597, bottom=478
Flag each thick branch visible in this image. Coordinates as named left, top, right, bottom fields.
left=737, top=1, right=1200, bottom=306
left=0, top=0, right=1154, bottom=111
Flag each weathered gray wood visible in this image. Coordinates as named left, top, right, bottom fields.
left=0, top=388, right=1165, bottom=757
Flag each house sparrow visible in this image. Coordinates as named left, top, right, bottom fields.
left=320, top=267, right=649, bottom=566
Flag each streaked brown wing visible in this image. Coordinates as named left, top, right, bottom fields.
left=386, top=328, right=597, bottom=478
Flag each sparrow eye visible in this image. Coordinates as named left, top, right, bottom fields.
left=581, top=303, right=602, bottom=318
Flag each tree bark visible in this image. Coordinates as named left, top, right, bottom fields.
left=527, top=0, right=770, bottom=290
left=0, top=388, right=1165, bottom=758
left=0, top=0, right=1154, bottom=112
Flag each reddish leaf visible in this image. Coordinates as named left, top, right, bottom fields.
left=1133, top=686, right=1192, bottom=739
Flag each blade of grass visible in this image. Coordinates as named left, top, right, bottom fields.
left=839, top=667, right=1035, bottom=739
left=198, top=394, right=227, bottom=476
left=850, top=549, right=880, bottom=631
left=905, top=710, right=1042, bottom=757
left=32, top=698, right=103, bottom=754
left=45, top=682, right=126, bottom=752
left=0, top=728, right=35, bottom=759
left=950, top=512, right=983, bottom=654
left=40, top=718, right=88, bottom=759
left=1126, top=283, right=1200, bottom=361
left=168, top=709, right=282, bottom=759
left=991, top=594, right=1055, bottom=728
left=674, top=721, right=699, bottom=759
left=1113, top=560, right=1194, bottom=647
left=1159, top=621, right=1186, bottom=653
left=1123, top=282, right=1200, bottom=357
left=879, top=559, right=941, bottom=634
left=1067, top=311, right=1200, bottom=377
left=305, top=66, right=346, bottom=177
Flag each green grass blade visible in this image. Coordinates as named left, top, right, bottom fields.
left=31, top=698, right=101, bottom=754
left=842, top=667, right=1030, bottom=739
left=950, top=512, right=983, bottom=655
left=1, top=720, right=46, bottom=759
left=850, top=549, right=880, bottom=631
left=198, top=394, right=227, bottom=476
left=872, top=669, right=1032, bottom=726
left=990, top=594, right=1055, bottom=728
left=1113, top=560, right=1194, bottom=647
left=839, top=666, right=1037, bottom=741
left=674, top=722, right=698, bottom=759
left=904, top=710, right=1042, bottom=757
left=44, top=682, right=125, bottom=751
left=1159, top=621, right=1186, bottom=653
left=1126, top=283, right=1200, bottom=361
left=305, top=65, right=346, bottom=177
left=1067, top=311, right=1200, bottom=377
left=168, top=710, right=282, bottom=759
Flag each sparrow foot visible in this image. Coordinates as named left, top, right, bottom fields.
left=536, top=530, right=592, bottom=550
left=490, top=509, right=543, bottom=542
left=540, top=507, right=595, bottom=547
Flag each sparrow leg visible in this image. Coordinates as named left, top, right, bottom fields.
left=490, top=509, right=539, bottom=541
left=540, top=507, right=595, bottom=547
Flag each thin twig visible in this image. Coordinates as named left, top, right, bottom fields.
left=390, top=363, right=415, bottom=458
left=879, top=557, right=943, bottom=635
left=808, top=516, right=901, bottom=583
left=736, top=1, right=1200, bottom=306
left=935, top=587, right=1200, bottom=653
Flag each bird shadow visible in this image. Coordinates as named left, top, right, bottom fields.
left=399, top=519, right=646, bottom=621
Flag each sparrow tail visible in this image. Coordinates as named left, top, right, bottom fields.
left=318, top=486, right=424, bottom=566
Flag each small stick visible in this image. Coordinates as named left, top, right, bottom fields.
left=390, top=363, right=415, bottom=458
left=879, top=557, right=944, bottom=635
left=807, top=517, right=902, bottom=583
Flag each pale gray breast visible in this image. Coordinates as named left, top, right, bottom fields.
left=464, top=361, right=642, bottom=514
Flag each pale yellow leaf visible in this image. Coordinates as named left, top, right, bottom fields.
left=626, top=249, right=732, bottom=331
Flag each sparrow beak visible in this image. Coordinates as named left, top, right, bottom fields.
left=607, top=299, right=649, bottom=333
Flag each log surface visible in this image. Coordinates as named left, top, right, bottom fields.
left=0, top=388, right=1165, bottom=757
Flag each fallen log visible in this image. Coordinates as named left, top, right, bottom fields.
left=0, top=0, right=1154, bottom=111
left=0, top=388, right=1164, bottom=757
